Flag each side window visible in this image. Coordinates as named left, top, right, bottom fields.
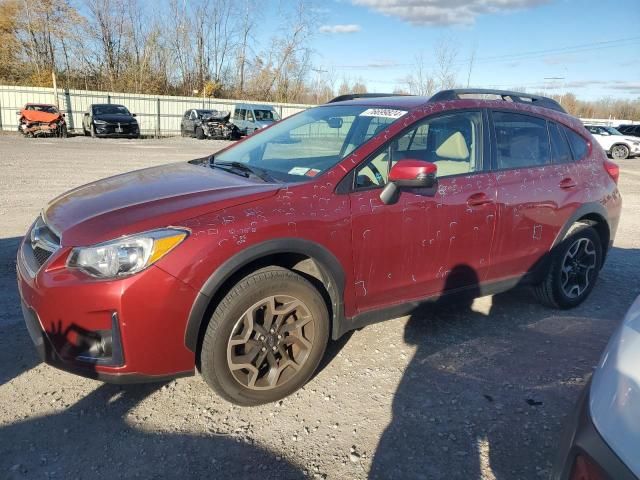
left=236, top=109, right=246, bottom=120
left=246, top=110, right=255, bottom=122
left=190, top=110, right=197, bottom=120
left=549, top=122, right=573, bottom=164
left=355, top=111, right=482, bottom=189
left=563, top=126, right=589, bottom=161
left=183, top=111, right=190, bottom=120
left=493, top=112, right=550, bottom=169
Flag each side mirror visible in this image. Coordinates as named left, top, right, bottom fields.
left=326, top=117, right=343, bottom=129
left=84, top=112, right=90, bottom=117
left=62, top=113, right=65, bottom=117
left=132, top=113, right=137, bottom=117
left=380, top=159, right=438, bottom=205
left=16, top=111, right=20, bottom=115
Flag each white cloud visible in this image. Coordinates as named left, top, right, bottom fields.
left=352, top=0, right=550, bottom=26
left=319, top=24, right=362, bottom=33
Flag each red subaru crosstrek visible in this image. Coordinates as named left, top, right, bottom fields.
left=17, top=89, right=621, bottom=405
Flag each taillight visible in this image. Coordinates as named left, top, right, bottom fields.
left=604, top=160, right=619, bottom=184
left=570, top=455, right=607, bottom=480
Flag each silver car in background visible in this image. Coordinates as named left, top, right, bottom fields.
left=553, top=295, right=640, bottom=479
left=231, top=103, right=280, bottom=135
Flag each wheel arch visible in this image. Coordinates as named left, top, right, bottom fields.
left=554, top=202, right=611, bottom=265
left=184, top=238, right=346, bottom=357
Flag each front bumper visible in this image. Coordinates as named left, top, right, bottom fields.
left=93, top=123, right=139, bottom=137
left=16, top=235, right=197, bottom=382
left=551, top=381, right=638, bottom=480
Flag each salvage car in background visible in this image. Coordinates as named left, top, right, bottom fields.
left=232, top=103, right=280, bottom=135
left=17, top=104, right=67, bottom=138
left=82, top=104, right=140, bottom=138
left=584, top=124, right=640, bottom=160
left=552, top=295, right=640, bottom=480
left=180, top=109, right=240, bottom=140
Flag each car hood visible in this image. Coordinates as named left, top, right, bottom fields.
left=255, top=120, right=275, bottom=128
left=43, top=161, right=281, bottom=246
left=590, top=294, right=640, bottom=477
left=94, top=114, right=136, bottom=123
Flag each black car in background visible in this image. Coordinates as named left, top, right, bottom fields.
left=617, top=124, right=640, bottom=137
left=82, top=104, right=140, bottom=138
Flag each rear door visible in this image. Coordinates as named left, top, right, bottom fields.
left=487, top=111, right=583, bottom=281
left=349, top=110, right=497, bottom=314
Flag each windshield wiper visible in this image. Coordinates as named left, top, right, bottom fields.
left=212, top=159, right=276, bottom=183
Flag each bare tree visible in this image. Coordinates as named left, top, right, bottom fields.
left=404, top=52, right=436, bottom=96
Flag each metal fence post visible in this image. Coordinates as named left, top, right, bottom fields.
left=107, top=94, right=111, bottom=104
left=156, top=98, right=161, bottom=138
left=0, top=93, right=3, bottom=131
left=64, top=88, right=75, bottom=131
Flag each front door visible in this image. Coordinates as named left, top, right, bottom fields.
left=349, top=110, right=497, bottom=314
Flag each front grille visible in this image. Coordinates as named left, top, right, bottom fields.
left=22, top=216, right=60, bottom=273
left=33, top=246, right=53, bottom=266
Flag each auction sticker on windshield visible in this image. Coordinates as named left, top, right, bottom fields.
left=359, top=108, right=407, bottom=119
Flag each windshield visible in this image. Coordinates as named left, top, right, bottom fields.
left=26, top=105, right=58, bottom=113
left=197, top=109, right=215, bottom=117
left=603, top=126, right=623, bottom=135
left=214, top=105, right=406, bottom=182
left=254, top=109, right=280, bottom=121
left=93, top=105, right=130, bottom=116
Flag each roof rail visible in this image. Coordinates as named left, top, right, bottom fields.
left=327, top=93, right=413, bottom=103
left=429, top=89, right=567, bottom=114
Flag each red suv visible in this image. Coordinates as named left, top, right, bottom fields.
left=17, top=89, right=621, bottom=405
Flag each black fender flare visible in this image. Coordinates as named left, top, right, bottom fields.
left=529, top=202, right=611, bottom=283
left=551, top=202, right=610, bottom=249
left=184, top=238, right=346, bottom=352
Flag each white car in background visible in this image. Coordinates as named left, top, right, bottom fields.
left=585, top=124, right=640, bottom=160
left=552, top=295, right=640, bottom=480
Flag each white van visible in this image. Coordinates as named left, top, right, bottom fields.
left=232, top=104, right=280, bottom=135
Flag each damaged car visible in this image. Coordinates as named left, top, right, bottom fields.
left=180, top=108, right=241, bottom=140
left=17, top=103, right=67, bottom=138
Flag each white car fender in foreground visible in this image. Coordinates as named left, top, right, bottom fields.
left=590, top=294, right=640, bottom=477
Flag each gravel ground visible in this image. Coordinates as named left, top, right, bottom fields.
left=1, top=134, right=639, bottom=480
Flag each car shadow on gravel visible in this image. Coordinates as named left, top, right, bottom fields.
left=0, top=236, right=41, bottom=387
left=369, top=251, right=640, bottom=480
left=0, top=382, right=305, bottom=479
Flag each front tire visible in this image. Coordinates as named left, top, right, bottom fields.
left=90, top=124, right=96, bottom=138
left=200, top=266, right=329, bottom=406
left=534, top=225, right=602, bottom=309
left=611, top=144, right=630, bottom=160
left=195, top=126, right=205, bottom=140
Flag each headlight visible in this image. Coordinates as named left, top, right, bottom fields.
left=93, top=120, right=107, bottom=125
left=67, top=228, right=188, bottom=278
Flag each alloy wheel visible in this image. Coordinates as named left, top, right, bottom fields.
left=611, top=145, right=629, bottom=160
left=226, top=295, right=315, bottom=390
left=560, top=237, right=597, bottom=299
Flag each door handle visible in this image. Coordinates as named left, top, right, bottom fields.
left=559, top=178, right=577, bottom=189
left=467, top=192, right=494, bottom=207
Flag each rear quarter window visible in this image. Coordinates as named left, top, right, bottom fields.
left=563, top=126, right=589, bottom=161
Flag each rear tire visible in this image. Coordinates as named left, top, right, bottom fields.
left=200, top=266, right=329, bottom=406
left=533, top=225, right=602, bottom=309
left=195, top=126, right=205, bottom=140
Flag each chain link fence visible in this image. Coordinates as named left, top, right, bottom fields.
left=0, top=85, right=313, bottom=136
